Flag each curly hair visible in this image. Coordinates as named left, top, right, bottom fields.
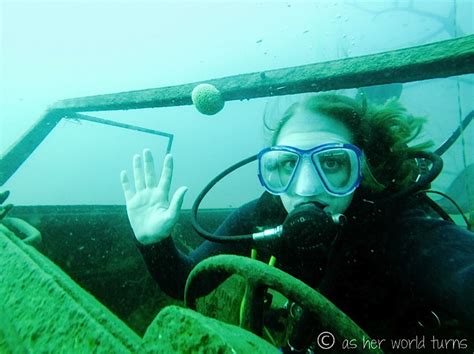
left=269, top=93, right=433, bottom=193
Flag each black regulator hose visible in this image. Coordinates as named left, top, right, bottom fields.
left=191, top=154, right=258, bottom=243
left=435, top=110, right=474, bottom=156
left=378, top=151, right=443, bottom=204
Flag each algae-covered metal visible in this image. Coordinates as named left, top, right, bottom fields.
left=0, top=225, right=282, bottom=353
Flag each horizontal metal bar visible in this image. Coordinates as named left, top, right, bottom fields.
left=1, top=35, right=473, bottom=186
left=64, top=113, right=174, bottom=154
left=52, top=35, right=474, bottom=112
left=66, top=113, right=174, bottom=154
left=67, top=113, right=174, bottom=138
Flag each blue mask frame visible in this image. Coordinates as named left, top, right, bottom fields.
left=257, top=143, right=363, bottom=196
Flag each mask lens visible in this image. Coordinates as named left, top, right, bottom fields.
left=260, top=150, right=300, bottom=193
left=312, top=148, right=359, bottom=194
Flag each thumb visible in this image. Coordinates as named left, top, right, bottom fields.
left=167, top=186, right=188, bottom=218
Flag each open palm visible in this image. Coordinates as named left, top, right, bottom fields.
left=120, top=150, right=187, bottom=245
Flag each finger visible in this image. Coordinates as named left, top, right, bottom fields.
left=0, top=190, right=10, bottom=204
left=0, top=204, right=13, bottom=220
left=120, top=170, right=134, bottom=201
left=157, top=154, right=173, bottom=197
left=133, top=154, right=146, bottom=192
left=167, top=186, right=188, bottom=219
left=143, top=148, right=157, bottom=188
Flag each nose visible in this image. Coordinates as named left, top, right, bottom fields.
left=292, top=158, right=325, bottom=196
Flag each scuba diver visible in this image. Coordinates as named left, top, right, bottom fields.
left=120, top=93, right=474, bottom=352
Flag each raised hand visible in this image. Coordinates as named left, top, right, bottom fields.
left=120, top=149, right=188, bottom=245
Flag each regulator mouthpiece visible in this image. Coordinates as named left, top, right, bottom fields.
left=282, top=202, right=342, bottom=253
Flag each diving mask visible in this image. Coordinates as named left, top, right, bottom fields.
left=257, top=143, right=363, bottom=197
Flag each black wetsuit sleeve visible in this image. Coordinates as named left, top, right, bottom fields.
left=136, top=200, right=258, bottom=299
left=136, top=236, right=194, bottom=299
left=388, top=211, right=474, bottom=330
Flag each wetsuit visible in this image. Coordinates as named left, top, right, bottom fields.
left=137, top=191, right=474, bottom=342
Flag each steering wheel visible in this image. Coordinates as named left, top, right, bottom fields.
left=185, top=255, right=383, bottom=354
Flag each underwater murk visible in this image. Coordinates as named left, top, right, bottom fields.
left=0, top=1, right=473, bottom=353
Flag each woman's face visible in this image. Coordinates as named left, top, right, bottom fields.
left=276, top=107, right=355, bottom=214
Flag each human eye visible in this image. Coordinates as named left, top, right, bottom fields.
left=319, top=152, right=347, bottom=172
left=322, top=158, right=340, bottom=170
left=278, top=155, right=298, bottom=173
